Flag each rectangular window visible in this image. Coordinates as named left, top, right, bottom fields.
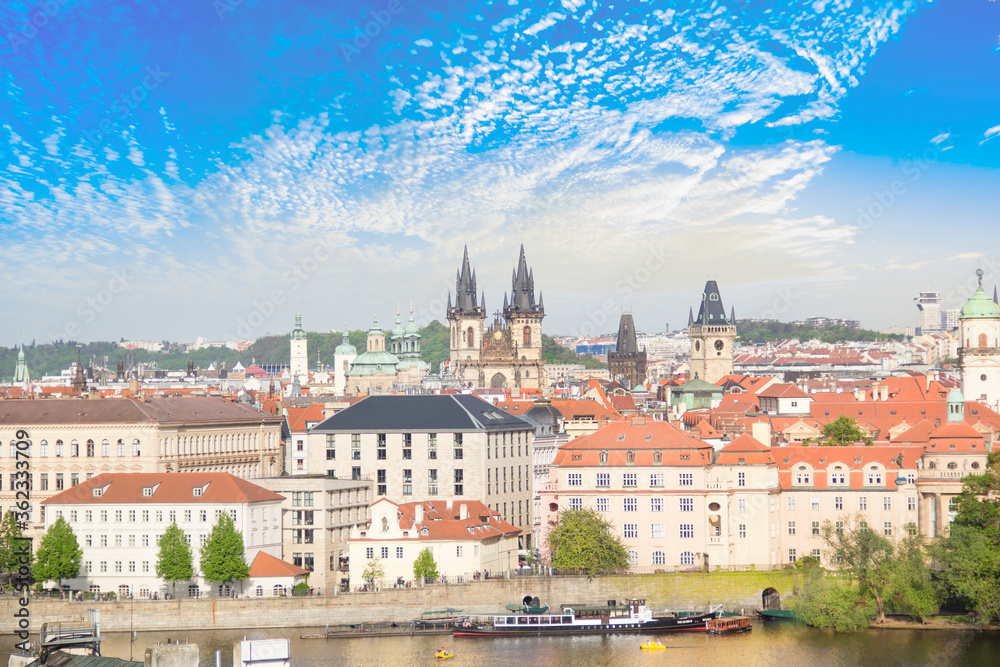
left=651, top=523, right=665, bottom=538
left=100, top=535, right=107, bottom=547
left=811, top=496, right=820, bottom=511
left=377, top=469, right=387, bottom=496
left=596, top=498, right=609, bottom=512
left=787, top=496, right=795, bottom=511
left=428, top=469, right=438, bottom=495
left=454, top=468, right=464, bottom=496
left=650, top=498, right=663, bottom=512
left=867, top=472, right=883, bottom=486
left=859, top=496, right=868, bottom=511
left=85, top=510, right=92, bottom=522
left=623, top=473, right=637, bottom=487
left=907, top=523, right=917, bottom=537
left=649, top=473, right=664, bottom=487
left=403, top=469, right=412, bottom=496
left=366, top=547, right=374, bottom=559
left=812, top=521, right=820, bottom=536
left=679, top=524, right=694, bottom=539
left=454, top=433, right=463, bottom=460
left=738, top=524, right=746, bottom=539
left=351, top=434, right=361, bottom=460
left=70, top=510, right=77, bottom=522
left=128, top=535, right=135, bottom=547
left=679, top=498, right=693, bottom=512
left=834, top=496, right=843, bottom=510
left=184, top=510, right=191, bottom=523
left=788, top=521, right=796, bottom=536
left=738, top=499, right=746, bottom=513
left=568, top=497, right=583, bottom=510
left=40, top=474, right=48, bottom=491
left=71, top=473, right=79, bottom=487
left=884, top=522, right=893, bottom=537
left=293, top=492, right=302, bottom=507
left=428, top=433, right=437, bottom=459
left=567, top=473, right=582, bottom=486
left=396, top=547, right=404, bottom=559
left=831, top=473, right=846, bottom=484
left=883, top=496, right=892, bottom=511
left=623, top=497, right=637, bottom=512
left=679, top=473, right=693, bottom=487
left=326, top=434, right=335, bottom=460
left=142, top=561, right=149, bottom=573
left=738, top=471, right=745, bottom=487
left=596, top=472, right=610, bottom=487
left=907, top=496, right=917, bottom=511
left=115, top=561, right=122, bottom=573
left=788, top=549, right=797, bottom=563
left=795, top=473, right=811, bottom=485
left=623, top=523, right=638, bottom=538
left=377, top=434, right=387, bottom=460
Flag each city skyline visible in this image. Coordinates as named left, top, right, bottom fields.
left=3, top=0, right=999, bottom=346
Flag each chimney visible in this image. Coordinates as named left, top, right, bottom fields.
left=414, top=504, right=423, bottom=525
left=854, top=388, right=864, bottom=401
left=880, top=384, right=889, bottom=402
left=751, top=421, right=771, bottom=447
left=925, top=371, right=933, bottom=392
left=445, top=499, right=453, bottom=511
left=459, top=503, right=469, bottom=520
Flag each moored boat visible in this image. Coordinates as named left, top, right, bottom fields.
left=706, top=615, right=753, bottom=634
left=757, top=609, right=797, bottom=621
left=454, top=598, right=719, bottom=637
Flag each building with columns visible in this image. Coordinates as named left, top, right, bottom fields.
left=688, top=280, right=736, bottom=385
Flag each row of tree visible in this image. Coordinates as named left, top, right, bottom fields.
left=0, top=512, right=250, bottom=593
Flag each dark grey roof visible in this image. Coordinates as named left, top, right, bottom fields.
left=610, top=313, right=641, bottom=356
left=313, top=394, right=532, bottom=432
left=28, top=651, right=142, bottom=667
left=693, top=280, right=733, bottom=326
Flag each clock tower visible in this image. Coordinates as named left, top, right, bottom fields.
left=688, top=280, right=736, bottom=385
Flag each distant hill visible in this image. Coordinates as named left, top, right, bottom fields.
left=1, top=320, right=604, bottom=379
left=736, top=320, right=905, bottom=345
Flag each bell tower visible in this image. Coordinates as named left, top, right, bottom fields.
left=447, top=245, right=485, bottom=384
left=959, top=269, right=1000, bottom=410
left=688, top=280, right=736, bottom=385
left=290, top=310, right=309, bottom=380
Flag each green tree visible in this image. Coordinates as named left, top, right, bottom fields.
left=0, top=511, right=27, bottom=578
left=793, top=576, right=878, bottom=632
left=362, top=557, right=385, bottom=588
left=821, top=415, right=869, bottom=446
left=546, top=508, right=629, bottom=576
left=820, top=515, right=937, bottom=624
left=33, top=515, right=82, bottom=588
left=155, top=522, right=194, bottom=596
left=199, top=512, right=249, bottom=586
left=932, top=454, right=1000, bottom=622
left=413, top=547, right=439, bottom=582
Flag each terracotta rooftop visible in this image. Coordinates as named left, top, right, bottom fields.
left=360, top=499, right=520, bottom=542
left=43, top=473, right=285, bottom=505
left=249, top=551, right=308, bottom=577
left=0, top=397, right=283, bottom=426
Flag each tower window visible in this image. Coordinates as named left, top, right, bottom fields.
left=523, top=326, right=531, bottom=346
left=467, top=327, right=474, bottom=348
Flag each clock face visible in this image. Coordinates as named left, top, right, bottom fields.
left=714, top=339, right=724, bottom=351
left=494, top=330, right=503, bottom=340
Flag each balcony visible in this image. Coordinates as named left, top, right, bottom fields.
left=708, top=536, right=724, bottom=545
left=705, top=481, right=729, bottom=491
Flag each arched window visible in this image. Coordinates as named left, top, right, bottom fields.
left=523, top=326, right=531, bottom=346
left=101, top=439, right=110, bottom=457
left=86, top=439, right=95, bottom=457
left=132, top=439, right=141, bottom=456
left=467, top=327, right=474, bottom=348
left=118, top=584, right=131, bottom=598
left=40, top=440, right=48, bottom=457
left=627, top=550, right=638, bottom=566
left=626, top=450, right=635, bottom=464
left=256, top=585, right=263, bottom=597
left=117, top=439, right=125, bottom=457
left=273, top=585, right=285, bottom=597
left=652, top=551, right=666, bottom=565
left=979, top=333, right=988, bottom=348
left=653, top=450, right=662, bottom=464
left=55, top=439, right=64, bottom=457
left=599, top=450, right=608, bottom=464
left=70, top=440, right=79, bottom=457
left=680, top=551, right=695, bottom=566
left=188, top=584, right=200, bottom=598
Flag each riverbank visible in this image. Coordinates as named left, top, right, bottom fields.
left=875, top=615, right=1000, bottom=631
left=0, top=571, right=797, bottom=633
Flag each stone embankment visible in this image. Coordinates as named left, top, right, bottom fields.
left=1, top=571, right=797, bottom=632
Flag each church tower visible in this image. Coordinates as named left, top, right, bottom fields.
left=13, top=343, right=29, bottom=384
left=502, top=244, right=545, bottom=362
left=688, top=280, right=736, bottom=384
left=609, top=313, right=646, bottom=388
left=290, top=310, right=309, bottom=381
left=959, top=269, right=1000, bottom=410
left=447, top=245, right=486, bottom=384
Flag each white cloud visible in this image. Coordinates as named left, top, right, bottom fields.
left=414, top=38, right=433, bottom=48
left=980, top=124, right=1000, bottom=145
left=948, top=252, right=987, bottom=260
left=930, top=132, right=950, bottom=145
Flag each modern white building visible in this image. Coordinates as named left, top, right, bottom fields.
left=308, top=394, right=535, bottom=548
left=347, top=498, right=520, bottom=589
left=42, top=472, right=285, bottom=598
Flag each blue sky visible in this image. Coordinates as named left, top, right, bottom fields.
left=2, top=0, right=999, bottom=346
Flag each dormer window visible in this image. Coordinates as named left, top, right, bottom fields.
left=626, top=450, right=636, bottom=464
left=738, top=457, right=746, bottom=464
left=93, top=487, right=103, bottom=497
left=571, top=453, right=582, bottom=461
left=421, top=527, right=429, bottom=536
left=192, top=487, right=203, bottom=497
left=617, top=433, right=626, bottom=441
left=645, top=434, right=652, bottom=441
left=653, top=450, right=662, bottom=464
left=599, top=450, right=608, bottom=464
left=142, top=487, right=153, bottom=497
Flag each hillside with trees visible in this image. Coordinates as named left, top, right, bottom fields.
left=736, top=320, right=904, bottom=345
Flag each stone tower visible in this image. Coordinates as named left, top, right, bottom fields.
left=959, top=269, right=1000, bottom=410
left=609, top=313, right=646, bottom=388
left=447, top=245, right=486, bottom=382
left=290, top=310, right=309, bottom=381
left=502, top=244, right=545, bottom=365
left=688, top=280, right=736, bottom=385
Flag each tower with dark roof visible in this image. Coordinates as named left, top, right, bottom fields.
left=688, top=280, right=736, bottom=384
left=447, top=244, right=547, bottom=390
left=609, top=313, right=646, bottom=388
left=290, top=310, right=309, bottom=381
left=447, top=245, right=487, bottom=383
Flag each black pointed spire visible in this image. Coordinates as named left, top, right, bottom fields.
left=994, top=285, right=998, bottom=305
left=538, top=291, right=544, bottom=311
left=614, top=313, right=640, bottom=355
left=452, top=245, right=480, bottom=313
left=693, top=280, right=732, bottom=326
left=507, top=244, right=538, bottom=312
left=688, top=307, right=694, bottom=327
left=731, top=306, right=736, bottom=323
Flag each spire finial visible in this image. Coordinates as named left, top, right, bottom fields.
left=977, top=268, right=984, bottom=288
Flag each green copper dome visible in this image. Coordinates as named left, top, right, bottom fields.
left=960, top=287, right=1000, bottom=319
left=334, top=331, right=357, bottom=356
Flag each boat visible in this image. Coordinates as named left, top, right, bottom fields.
left=757, top=609, right=797, bottom=621
left=640, top=640, right=666, bottom=650
left=435, top=651, right=455, bottom=659
left=505, top=595, right=549, bottom=614
left=706, top=615, right=753, bottom=634
left=454, top=598, right=720, bottom=637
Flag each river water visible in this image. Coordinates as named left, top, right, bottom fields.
left=5, top=621, right=1000, bottom=666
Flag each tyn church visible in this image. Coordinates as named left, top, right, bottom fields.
left=447, top=245, right=547, bottom=390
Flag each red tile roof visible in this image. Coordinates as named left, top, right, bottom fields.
left=286, top=403, right=326, bottom=432
left=553, top=419, right=714, bottom=467
left=715, top=434, right=776, bottom=466
left=43, top=473, right=285, bottom=505
left=775, top=445, right=924, bottom=491
left=758, top=383, right=810, bottom=399
left=361, top=499, right=520, bottom=542
left=249, top=551, right=308, bottom=577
